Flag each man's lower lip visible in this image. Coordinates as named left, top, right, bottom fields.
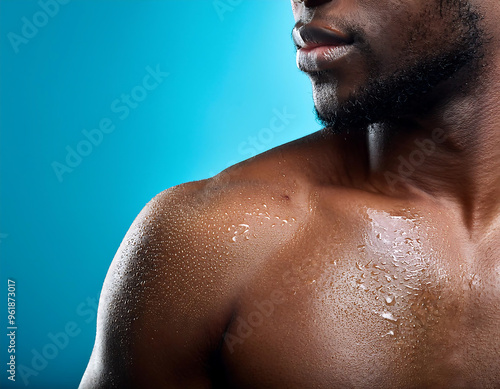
left=297, top=45, right=353, bottom=72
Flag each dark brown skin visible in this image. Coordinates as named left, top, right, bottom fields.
left=80, top=0, right=500, bottom=388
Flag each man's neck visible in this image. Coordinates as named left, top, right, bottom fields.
left=322, top=57, right=500, bottom=238
left=372, top=59, right=500, bottom=237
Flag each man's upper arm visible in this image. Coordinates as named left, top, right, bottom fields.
left=79, top=182, right=236, bottom=388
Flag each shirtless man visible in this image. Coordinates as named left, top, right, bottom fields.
left=79, top=0, right=500, bottom=387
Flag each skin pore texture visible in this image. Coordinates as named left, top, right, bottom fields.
left=80, top=0, right=500, bottom=388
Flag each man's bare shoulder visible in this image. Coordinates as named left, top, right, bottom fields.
left=137, top=164, right=310, bottom=261
left=135, top=133, right=327, bottom=255
left=82, top=145, right=319, bottom=379
left=104, top=139, right=323, bottom=308
left=81, top=166, right=310, bottom=387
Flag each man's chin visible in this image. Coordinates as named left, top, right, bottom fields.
left=313, top=105, right=350, bottom=133
left=312, top=89, right=365, bottom=132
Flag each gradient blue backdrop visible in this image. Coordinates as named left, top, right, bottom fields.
left=0, top=1, right=319, bottom=387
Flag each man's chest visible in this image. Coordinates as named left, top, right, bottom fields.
left=219, top=206, right=500, bottom=388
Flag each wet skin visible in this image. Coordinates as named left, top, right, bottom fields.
left=79, top=134, right=500, bottom=388
left=80, top=0, right=500, bottom=388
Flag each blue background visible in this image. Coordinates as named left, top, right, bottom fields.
left=0, top=0, right=318, bottom=387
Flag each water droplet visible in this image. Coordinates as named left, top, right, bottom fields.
left=385, top=295, right=396, bottom=306
left=381, top=311, right=398, bottom=322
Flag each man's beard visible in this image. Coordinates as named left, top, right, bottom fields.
left=315, top=1, right=486, bottom=133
